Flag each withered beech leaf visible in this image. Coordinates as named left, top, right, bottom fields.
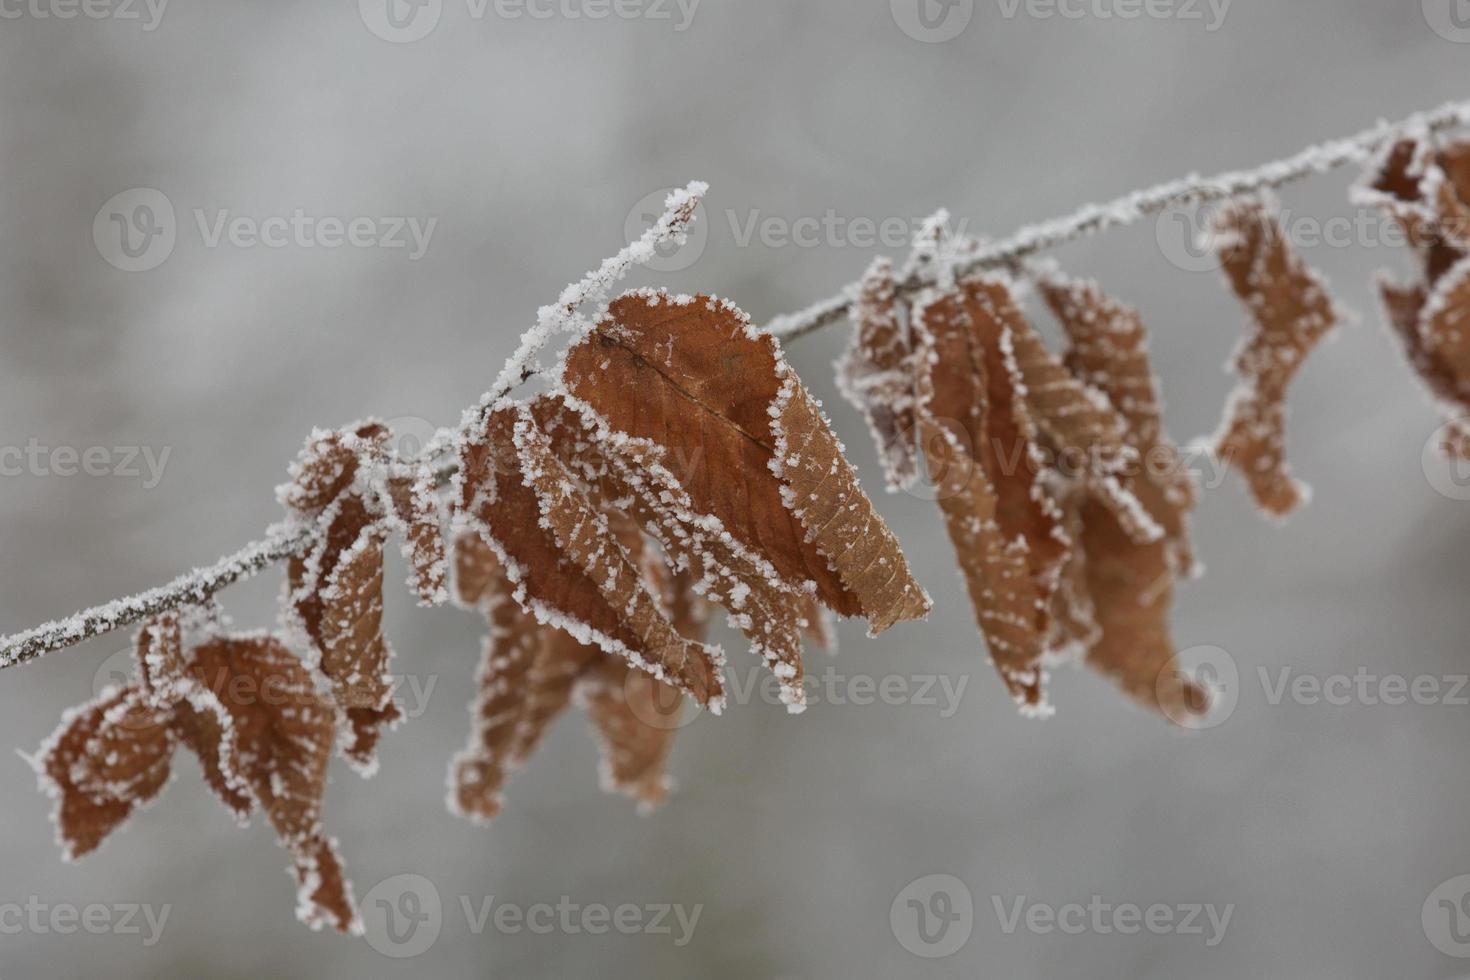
left=32, top=687, right=175, bottom=861
left=530, top=394, right=812, bottom=710
left=512, top=408, right=727, bottom=705
left=560, top=289, right=930, bottom=635
left=448, top=530, right=563, bottom=823
left=1358, top=136, right=1470, bottom=457
left=281, top=423, right=403, bottom=772
left=1356, top=136, right=1470, bottom=284
left=447, top=528, right=689, bottom=821
left=1036, top=271, right=1205, bottom=720
left=836, top=257, right=921, bottom=493
left=455, top=403, right=725, bottom=709
left=1038, top=271, right=1198, bottom=577
left=994, top=277, right=1158, bottom=545
left=1211, top=197, right=1345, bottom=520
left=318, top=518, right=399, bottom=772
left=912, top=277, right=1069, bottom=713
left=579, top=657, right=684, bottom=811
left=187, top=635, right=359, bottom=934
left=187, top=636, right=336, bottom=843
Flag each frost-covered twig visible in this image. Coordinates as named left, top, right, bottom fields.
left=5, top=98, right=1470, bottom=670
left=766, top=96, right=1470, bottom=341
left=0, top=524, right=313, bottom=669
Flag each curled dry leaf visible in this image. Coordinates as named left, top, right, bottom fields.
left=912, top=277, right=1068, bottom=713
left=836, top=257, right=921, bottom=493
left=1037, top=271, right=1206, bottom=720
left=1210, top=197, right=1344, bottom=520
left=560, top=289, right=930, bottom=635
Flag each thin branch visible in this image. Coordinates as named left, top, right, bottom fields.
left=0, top=524, right=314, bottom=669
left=766, top=96, right=1470, bottom=341
left=5, top=99, right=1469, bottom=670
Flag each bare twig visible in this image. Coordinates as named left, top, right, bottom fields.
left=5, top=98, right=1470, bottom=670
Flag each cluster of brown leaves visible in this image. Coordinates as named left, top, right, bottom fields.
left=447, top=289, right=929, bottom=818
left=30, top=418, right=452, bottom=934
left=31, top=610, right=360, bottom=933
left=33, top=166, right=1408, bottom=934
left=1357, top=133, right=1470, bottom=456
left=839, top=247, right=1208, bottom=719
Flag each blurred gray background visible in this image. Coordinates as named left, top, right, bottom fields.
left=3, top=2, right=1470, bottom=977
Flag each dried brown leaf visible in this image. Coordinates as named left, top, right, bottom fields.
left=1039, top=272, right=1198, bottom=576
left=531, top=394, right=812, bottom=710
left=1036, top=272, right=1205, bottom=719
left=579, top=657, right=683, bottom=811
left=34, top=687, right=175, bottom=861
left=561, top=290, right=929, bottom=635
left=456, top=402, right=726, bottom=708
left=448, top=530, right=553, bottom=823
left=913, top=277, right=1068, bottom=712
left=837, top=257, right=920, bottom=492
left=1211, top=198, right=1344, bottom=519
